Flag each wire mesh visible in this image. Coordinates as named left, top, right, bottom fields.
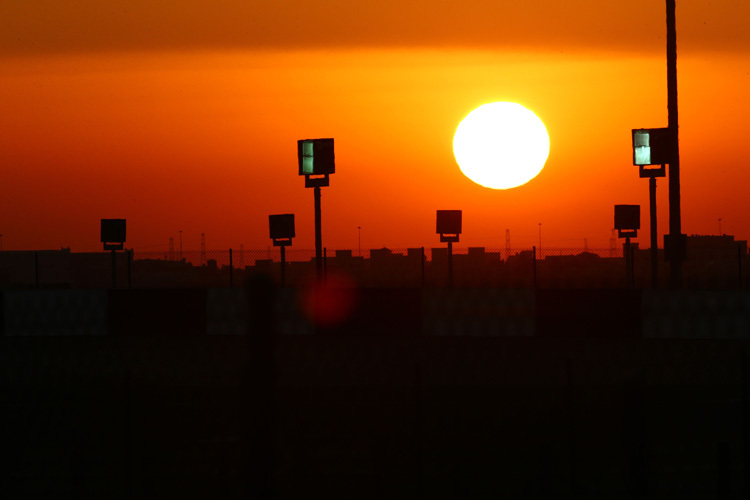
left=0, top=243, right=746, bottom=289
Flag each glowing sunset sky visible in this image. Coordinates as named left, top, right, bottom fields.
left=2, top=0, right=749, bottom=252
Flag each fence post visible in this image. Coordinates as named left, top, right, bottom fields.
left=532, top=246, right=537, bottom=289
left=421, top=246, right=425, bottom=288
left=111, top=249, right=117, bottom=289
left=739, top=243, right=743, bottom=289
left=624, top=238, right=632, bottom=288
left=229, top=248, right=234, bottom=288
left=630, top=243, right=636, bottom=288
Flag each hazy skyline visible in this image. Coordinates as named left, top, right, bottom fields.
left=2, top=1, right=749, bottom=251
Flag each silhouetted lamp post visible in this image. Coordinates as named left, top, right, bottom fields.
left=632, top=127, right=669, bottom=288
left=298, top=138, right=335, bottom=282
left=269, top=214, right=295, bottom=287
left=436, top=210, right=462, bottom=288
left=614, top=205, right=639, bottom=288
left=101, top=218, right=126, bottom=288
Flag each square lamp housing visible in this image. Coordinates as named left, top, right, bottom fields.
left=436, top=210, right=462, bottom=235
left=632, top=128, right=670, bottom=166
left=101, top=219, right=126, bottom=244
left=298, top=138, right=335, bottom=176
left=269, top=214, right=295, bottom=240
left=614, top=205, right=640, bottom=232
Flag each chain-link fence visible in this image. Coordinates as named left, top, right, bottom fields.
left=127, top=244, right=749, bottom=289
left=1, top=243, right=746, bottom=289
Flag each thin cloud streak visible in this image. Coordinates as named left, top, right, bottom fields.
left=3, top=0, right=749, bottom=56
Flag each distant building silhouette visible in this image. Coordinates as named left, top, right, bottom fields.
left=0, top=237, right=746, bottom=289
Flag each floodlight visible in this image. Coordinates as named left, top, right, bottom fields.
left=436, top=210, right=462, bottom=236
left=101, top=219, right=126, bottom=250
left=614, top=205, right=640, bottom=238
left=298, top=138, right=335, bottom=176
left=632, top=128, right=670, bottom=166
left=269, top=214, right=295, bottom=246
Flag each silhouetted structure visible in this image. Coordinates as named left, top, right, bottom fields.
left=298, top=138, right=335, bottom=281
left=0, top=238, right=748, bottom=290
left=436, top=210, right=462, bottom=287
left=269, top=214, right=295, bottom=286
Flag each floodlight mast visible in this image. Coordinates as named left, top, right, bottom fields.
left=269, top=214, right=295, bottom=287
left=100, top=219, right=126, bottom=288
left=632, top=128, right=667, bottom=289
left=615, top=205, right=640, bottom=288
left=298, top=139, right=335, bottom=282
left=436, top=210, right=462, bottom=288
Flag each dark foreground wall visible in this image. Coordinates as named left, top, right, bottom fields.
left=3, top=288, right=750, bottom=498
left=2, top=287, right=750, bottom=338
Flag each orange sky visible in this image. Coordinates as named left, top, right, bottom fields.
left=2, top=1, right=750, bottom=252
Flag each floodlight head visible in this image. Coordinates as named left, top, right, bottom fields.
left=614, top=205, right=640, bottom=238
left=101, top=219, right=126, bottom=250
left=298, top=138, right=335, bottom=176
left=269, top=214, right=295, bottom=246
left=632, top=128, right=670, bottom=166
left=436, top=210, right=462, bottom=241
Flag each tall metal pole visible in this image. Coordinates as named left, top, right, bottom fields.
left=649, top=177, right=658, bottom=288
left=314, top=186, right=323, bottom=281
left=280, top=245, right=286, bottom=287
left=667, top=0, right=683, bottom=288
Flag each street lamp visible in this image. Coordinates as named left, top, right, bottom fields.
left=298, top=138, right=335, bottom=282
left=269, top=213, right=295, bottom=287
left=436, top=210, right=462, bottom=287
left=632, top=127, right=669, bottom=288
left=614, top=205, right=640, bottom=288
left=101, top=218, right=126, bottom=288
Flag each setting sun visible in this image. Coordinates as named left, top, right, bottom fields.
left=453, top=102, right=550, bottom=190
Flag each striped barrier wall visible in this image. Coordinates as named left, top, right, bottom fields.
left=1, top=288, right=749, bottom=339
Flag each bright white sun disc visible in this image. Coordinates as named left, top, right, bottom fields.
left=453, top=102, right=550, bottom=190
